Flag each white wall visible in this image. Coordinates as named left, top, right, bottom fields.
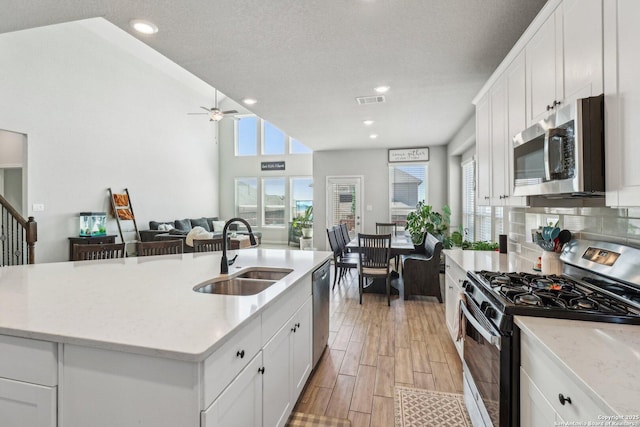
left=313, top=147, right=448, bottom=251
left=0, top=129, right=24, bottom=167
left=0, top=19, right=219, bottom=263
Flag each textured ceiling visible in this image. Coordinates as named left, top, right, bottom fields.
left=0, top=0, right=547, bottom=151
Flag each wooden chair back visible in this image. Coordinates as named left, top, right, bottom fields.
left=193, top=237, right=226, bottom=253
left=375, top=222, right=397, bottom=237
left=73, top=243, right=126, bottom=261
left=137, top=239, right=183, bottom=257
left=357, top=233, right=392, bottom=272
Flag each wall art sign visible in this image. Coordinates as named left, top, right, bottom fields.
left=388, top=148, right=429, bottom=163
left=261, top=161, right=285, bottom=171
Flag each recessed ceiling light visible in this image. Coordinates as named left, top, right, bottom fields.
left=130, top=19, right=159, bottom=35
left=363, top=120, right=375, bottom=126
left=370, top=134, right=379, bottom=139
left=374, top=85, right=390, bottom=93
left=243, top=98, right=258, bottom=105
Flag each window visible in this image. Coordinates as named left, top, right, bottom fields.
left=291, top=177, right=313, bottom=217
left=389, top=164, right=428, bottom=227
left=262, top=121, right=286, bottom=155
left=262, top=177, right=286, bottom=226
left=235, top=116, right=258, bottom=156
left=462, top=159, right=475, bottom=241
left=235, top=178, right=258, bottom=226
left=290, top=138, right=312, bottom=154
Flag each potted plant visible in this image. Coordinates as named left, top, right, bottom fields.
left=405, top=202, right=452, bottom=248
left=292, top=206, right=313, bottom=238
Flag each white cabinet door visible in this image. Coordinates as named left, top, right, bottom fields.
left=444, top=258, right=465, bottom=359
left=201, top=352, right=263, bottom=427
left=562, top=0, right=603, bottom=104
left=490, top=77, right=508, bottom=204
left=526, top=7, right=564, bottom=124
left=505, top=51, right=529, bottom=207
left=475, top=95, right=491, bottom=206
left=291, top=297, right=312, bottom=399
left=263, top=320, right=293, bottom=427
left=0, top=378, right=56, bottom=427
left=604, top=0, right=640, bottom=207
left=520, top=369, right=563, bottom=427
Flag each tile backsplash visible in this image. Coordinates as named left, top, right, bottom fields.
left=508, top=206, right=640, bottom=263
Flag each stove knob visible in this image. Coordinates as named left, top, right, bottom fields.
left=484, top=306, right=496, bottom=319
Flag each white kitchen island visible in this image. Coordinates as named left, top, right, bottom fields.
left=0, top=248, right=331, bottom=427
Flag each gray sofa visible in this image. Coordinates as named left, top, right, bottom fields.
left=139, top=217, right=262, bottom=244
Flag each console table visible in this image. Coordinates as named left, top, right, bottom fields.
left=68, top=235, right=117, bottom=261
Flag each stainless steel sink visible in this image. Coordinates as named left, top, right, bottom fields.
left=193, top=268, right=293, bottom=296
left=194, top=278, right=277, bottom=296
left=236, top=268, right=292, bottom=281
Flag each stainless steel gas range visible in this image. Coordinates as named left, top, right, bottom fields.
left=460, top=240, right=640, bottom=427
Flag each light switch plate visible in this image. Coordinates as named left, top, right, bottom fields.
left=32, top=203, right=44, bottom=212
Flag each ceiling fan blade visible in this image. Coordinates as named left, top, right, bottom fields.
left=200, top=106, right=211, bottom=112
left=222, top=110, right=239, bottom=115
left=187, top=112, right=208, bottom=115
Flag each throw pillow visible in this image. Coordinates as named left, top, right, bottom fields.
left=211, top=220, right=226, bottom=232
left=158, top=223, right=173, bottom=231
left=150, top=221, right=173, bottom=230
left=174, top=218, right=192, bottom=231
left=190, top=217, right=211, bottom=232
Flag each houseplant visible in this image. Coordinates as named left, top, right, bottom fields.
left=405, top=202, right=452, bottom=248
left=292, top=206, right=313, bottom=238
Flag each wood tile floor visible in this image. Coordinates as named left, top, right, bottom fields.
left=294, top=269, right=463, bottom=427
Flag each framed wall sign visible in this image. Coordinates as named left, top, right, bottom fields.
left=261, top=161, right=285, bottom=171
left=388, top=148, right=429, bottom=163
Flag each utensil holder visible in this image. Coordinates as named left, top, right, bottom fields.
left=541, top=251, right=562, bottom=275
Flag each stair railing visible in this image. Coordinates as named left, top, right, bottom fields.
left=0, top=194, right=37, bottom=265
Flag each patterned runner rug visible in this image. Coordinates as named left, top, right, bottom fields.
left=286, top=412, right=351, bottom=427
left=394, top=386, right=472, bottom=427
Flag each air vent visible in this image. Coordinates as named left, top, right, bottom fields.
left=355, top=95, right=386, bottom=105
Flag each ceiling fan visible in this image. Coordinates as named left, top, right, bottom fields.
left=187, top=89, right=238, bottom=122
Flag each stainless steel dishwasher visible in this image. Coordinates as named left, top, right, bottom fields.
left=312, top=260, right=330, bottom=368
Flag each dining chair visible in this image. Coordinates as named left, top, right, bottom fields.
left=375, top=222, right=397, bottom=236
left=357, top=233, right=392, bottom=306
left=326, top=227, right=359, bottom=289
left=193, top=237, right=226, bottom=253
left=376, top=222, right=399, bottom=270
left=73, top=242, right=126, bottom=261
left=339, top=223, right=352, bottom=252
left=137, top=239, right=183, bottom=257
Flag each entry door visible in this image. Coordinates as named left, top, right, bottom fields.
left=326, top=176, right=363, bottom=240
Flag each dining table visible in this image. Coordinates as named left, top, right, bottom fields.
left=345, top=232, right=416, bottom=295
left=345, top=232, right=415, bottom=255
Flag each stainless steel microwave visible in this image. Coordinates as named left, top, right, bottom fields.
left=512, top=94, right=604, bottom=197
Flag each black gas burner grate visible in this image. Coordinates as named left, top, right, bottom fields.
left=473, top=270, right=638, bottom=317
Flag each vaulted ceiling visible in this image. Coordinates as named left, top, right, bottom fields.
left=1, top=0, right=547, bottom=151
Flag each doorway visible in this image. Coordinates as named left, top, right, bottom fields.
left=0, top=130, right=27, bottom=215
left=326, top=176, right=363, bottom=240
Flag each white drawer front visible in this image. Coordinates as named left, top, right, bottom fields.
left=0, top=335, right=57, bottom=386
left=445, top=258, right=466, bottom=285
left=521, top=332, right=613, bottom=422
left=0, top=377, right=56, bottom=427
left=203, top=315, right=261, bottom=407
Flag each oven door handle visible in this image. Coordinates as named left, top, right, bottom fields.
left=460, top=300, right=501, bottom=348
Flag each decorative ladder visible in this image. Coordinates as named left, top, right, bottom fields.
left=108, top=188, right=140, bottom=245
left=0, top=194, right=37, bottom=265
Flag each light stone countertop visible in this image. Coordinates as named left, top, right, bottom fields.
left=443, top=248, right=640, bottom=417
left=0, top=248, right=331, bottom=362
left=443, top=248, right=538, bottom=274
left=516, top=316, right=640, bottom=416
